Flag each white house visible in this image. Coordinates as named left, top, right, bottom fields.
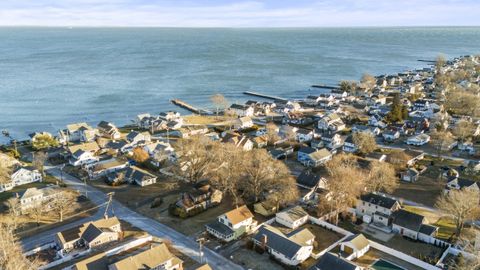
left=97, top=121, right=121, bottom=140
left=1, top=166, right=42, bottom=192
left=253, top=225, right=314, bottom=266
left=233, top=117, right=254, bottom=130
left=19, top=186, right=61, bottom=212
left=205, top=205, right=257, bottom=242
left=69, top=150, right=99, bottom=167
left=60, top=122, right=97, bottom=143
left=392, top=209, right=438, bottom=241
left=229, top=104, right=254, bottom=117
left=296, top=129, right=314, bottom=143
left=297, top=147, right=332, bottom=167
left=383, top=130, right=400, bottom=142
left=126, top=131, right=151, bottom=146
left=317, top=113, right=345, bottom=132
left=275, top=206, right=309, bottom=229
left=340, top=234, right=370, bottom=260
left=356, top=193, right=401, bottom=227
left=406, top=133, right=430, bottom=146
left=343, top=136, right=358, bottom=153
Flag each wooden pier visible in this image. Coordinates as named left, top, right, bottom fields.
left=171, top=99, right=211, bottom=115
left=243, top=91, right=287, bottom=101
left=417, top=59, right=436, bottom=63
left=311, top=84, right=340, bottom=90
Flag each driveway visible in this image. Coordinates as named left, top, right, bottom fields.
left=21, top=166, right=243, bottom=270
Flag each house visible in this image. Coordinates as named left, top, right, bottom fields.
left=19, top=186, right=61, bottom=212
left=404, top=150, right=425, bottom=166
left=352, top=125, right=381, bottom=136
left=233, top=116, right=254, bottom=129
left=229, top=104, right=254, bottom=117
left=406, top=133, right=430, bottom=146
left=356, top=193, right=401, bottom=227
left=252, top=136, right=268, bottom=148
left=253, top=225, right=314, bottom=266
left=69, top=149, right=99, bottom=166
left=392, top=209, right=438, bottom=240
left=342, top=136, right=358, bottom=153
left=368, top=115, right=386, bottom=128
left=221, top=133, right=254, bottom=151
left=319, top=132, right=343, bottom=149
left=108, top=243, right=183, bottom=270
left=413, top=99, right=430, bottom=111
left=124, top=166, right=157, bottom=186
left=317, top=113, right=345, bottom=132
left=126, top=131, right=151, bottom=146
left=296, top=129, right=314, bottom=143
left=297, top=147, right=332, bottom=167
left=445, top=178, right=480, bottom=194
left=60, top=122, right=97, bottom=143
left=309, top=252, right=360, bottom=270
left=340, top=234, right=370, bottom=260
left=87, top=158, right=128, bottom=180
left=205, top=205, right=257, bottom=242
left=10, top=166, right=43, bottom=188
left=382, top=130, right=400, bottom=142
left=364, top=152, right=387, bottom=162
left=254, top=200, right=278, bottom=217
left=68, top=142, right=100, bottom=156
left=143, top=141, right=176, bottom=165
left=296, top=171, right=326, bottom=190
left=331, top=89, right=348, bottom=99
left=159, top=111, right=181, bottom=121
left=55, top=217, right=121, bottom=252
left=97, top=121, right=121, bottom=140
left=275, top=206, right=309, bottom=229
left=174, top=182, right=223, bottom=216
left=400, top=168, right=420, bottom=182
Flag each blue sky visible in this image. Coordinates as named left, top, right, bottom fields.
left=0, top=0, right=479, bottom=27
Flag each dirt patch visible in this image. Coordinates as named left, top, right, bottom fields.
left=230, top=246, right=285, bottom=270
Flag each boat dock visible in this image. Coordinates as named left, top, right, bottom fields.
left=417, top=59, right=436, bottom=63
left=171, top=99, right=212, bottom=115
left=243, top=91, right=287, bottom=101
left=311, top=84, right=340, bottom=90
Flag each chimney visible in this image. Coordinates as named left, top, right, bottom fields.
left=261, top=234, right=268, bottom=249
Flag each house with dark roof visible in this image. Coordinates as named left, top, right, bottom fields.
left=275, top=206, right=309, bottom=229
left=253, top=225, right=314, bottom=266
left=356, top=193, right=401, bottom=227
left=205, top=205, right=256, bottom=242
left=55, top=217, right=121, bottom=253
left=309, top=252, right=360, bottom=270
left=392, top=209, right=438, bottom=241
left=97, top=121, right=121, bottom=140
left=124, top=166, right=157, bottom=187
left=445, top=178, right=480, bottom=194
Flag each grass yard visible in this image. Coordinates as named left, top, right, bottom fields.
left=230, top=247, right=285, bottom=270
left=402, top=205, right=456, bottom=241
left=392, top=169, right=446, bottom=207
left=384, top=235, right=445, bottom=262
left=183, top=115, right=236, bottom=125
left=302, top=224, right=344, bottom=252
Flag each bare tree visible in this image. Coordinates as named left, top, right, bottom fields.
left=26, top=203, right=46, bottom=226
left=387, top=150, right=411, bottom=170
left=5, top=197, right=21, bottom=229
left=241, top=149, right=297, bottom=205
left=0, top=223, right=39, bottom=270
left=210, top=143, right=243, bottom=207
left=430, top=130, right=455, bottom=160
left=366, top=161, right=398, bottom=193
left=50, top=190, right=78, bottom=222
left=453, top=120, right=475, bottom=143
left=360, top=73, right=376, bottom=91
left=322, top=154, right=367, bottom=225
left=0, top=162, right=12, bottom=185
left=32, top=151, right=47, bottom=176
left=210, top=94, right=228, bottom=118
left=435, top=189, right=480, bottom=238
left=352, top=132, right=377, bottom=155
left=265, top=123, right=280, bottom=145
left=132, top=147, right=150, bottom=164
left=174, top=136, right=217, bottom=183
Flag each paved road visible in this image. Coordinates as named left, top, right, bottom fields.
left=21, top=166, right=243, bottom=270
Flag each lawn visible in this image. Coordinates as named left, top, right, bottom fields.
left=392, top=169, right=446, bottom=207
left=230, top=246, right=285, bottom=270
left=402, top=205, right=456, bottom=241
left=302, top=224, right=344, bottom=252
left=384, top=235, right=445, bottom=262
left=183, top=115, right=236, bottom=125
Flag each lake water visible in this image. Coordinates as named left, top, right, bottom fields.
left=1, top=27, right=480, bottom=143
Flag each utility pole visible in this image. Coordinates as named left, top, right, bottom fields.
left=104, top=192, right=115, bottom=218
left=84, top=177, right=88, bottom=198
left=196, top=237, right=205, bottom=264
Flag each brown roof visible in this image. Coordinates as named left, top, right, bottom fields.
left=108, top=243, right=182, bottom=270
left=224, top=205, right=254, bottom=226
left=73, top=252, right=108, bottom=270
left=68, top=142, right=100, bottom=154
left=196, top=264, right=213, bottom=270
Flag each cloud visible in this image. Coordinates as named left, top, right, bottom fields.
left=0, top=0, right=479, bottom=27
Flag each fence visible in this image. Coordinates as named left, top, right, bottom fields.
left=369, top=241, right=441, bottom=270
left=24, top=242, right=56, bottom=257
left=308, top=216, right=353, bottom=236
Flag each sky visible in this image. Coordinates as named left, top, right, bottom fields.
left=0, top=0, right=479, bottom=27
